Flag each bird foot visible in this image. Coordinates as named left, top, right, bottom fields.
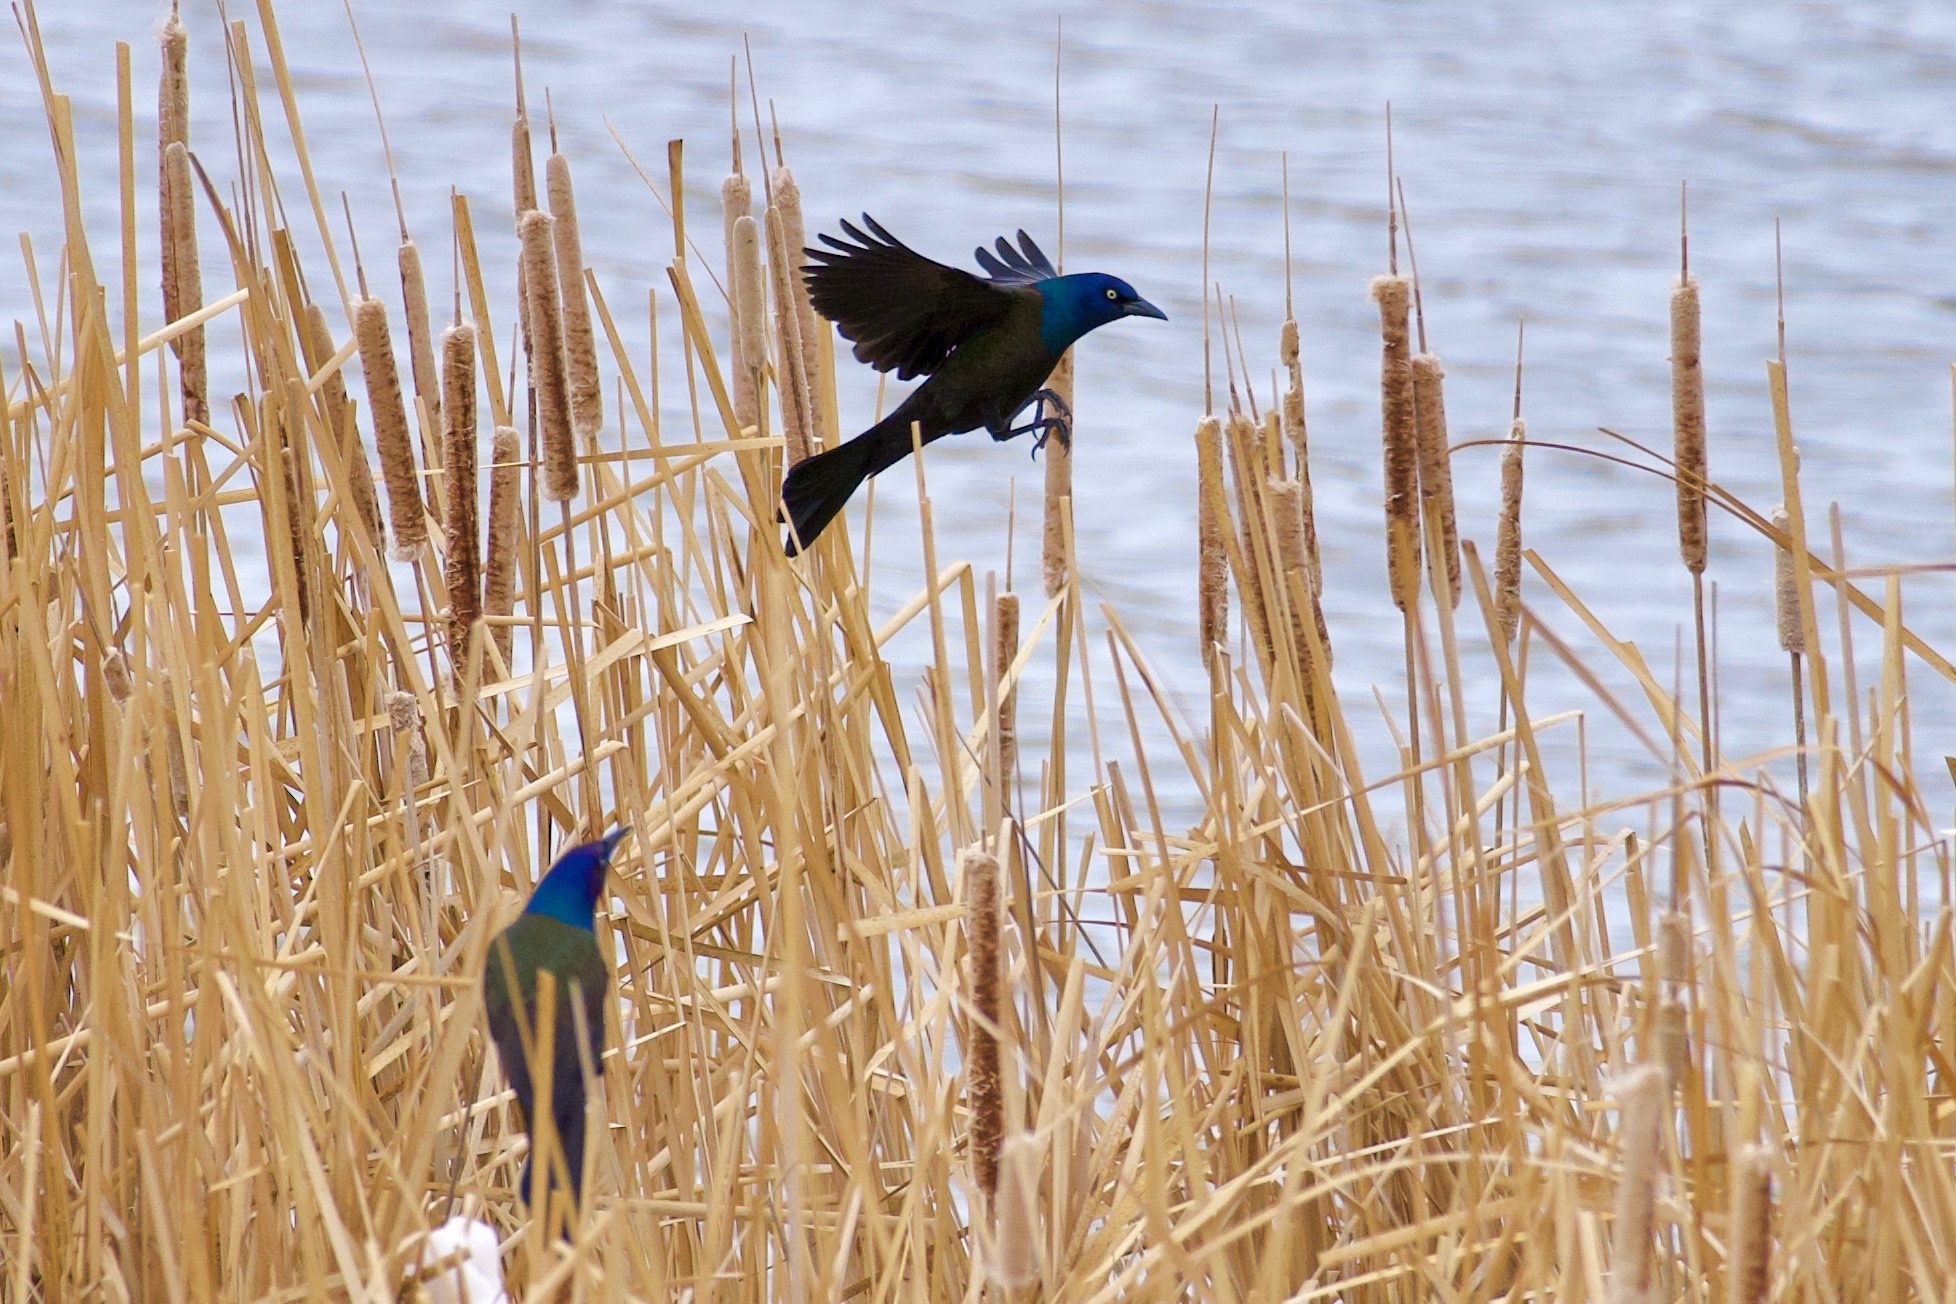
left=1027, top=417, right=1071, bottom=460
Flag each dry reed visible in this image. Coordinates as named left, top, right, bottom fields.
left=354, top=294, right=426, bottom=556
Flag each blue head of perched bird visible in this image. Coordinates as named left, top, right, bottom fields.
left=780, top=217, right=1166, bottom=553
left=481, top=826, right=630, bottom=1237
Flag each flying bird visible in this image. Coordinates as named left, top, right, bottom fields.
left=781, top=215, right=1165, bottom=553
left=481, top=827, right=629, bottom=1233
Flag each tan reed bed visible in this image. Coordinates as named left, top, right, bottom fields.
left=7, top=5, right=1956, bottom=1302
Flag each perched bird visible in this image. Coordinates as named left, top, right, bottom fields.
left=781, top=215, right=1165, bottom=553
left=481, top=827, right=629, bottom=1231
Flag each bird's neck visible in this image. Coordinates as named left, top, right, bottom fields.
left=1034, top=276, right=1106, bottom=355
left=525, top=879, right=596, bottom=931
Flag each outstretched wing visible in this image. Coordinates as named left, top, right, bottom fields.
left=973, top=230, right=1058, bottom=286
left=804, top=215, right=1023, bottom=380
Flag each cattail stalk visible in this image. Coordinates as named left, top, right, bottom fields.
left=354, top=296, right=425, bottom=557
left=1607, top=1065, right=1667, bottom=1304
left=1410, top=353, right=1461, bottom=607
left=399, top=238, right=442, bottom=470
left=1279, top=315, right=1321, bottom=593
left=729, top=214, right=766, bottom=437
left=963, top=848, right=1004, bottom=1203
left=765, top=206, right=813, bottom=464
left=1195, top=414, right=1228, bottom=666
left=161, top=142, right=206, bottom=426
left=1495, top=417, right=1526, bottom=645
left=994, top=592, right=1020, bottom=781
left=721, top=171, right=755, bottom=430
left=1041, top=351, right=1075, bottom=597
left=1728, top=1145, right=1773, bottom=1304
left=483, top=425, right=521, bottom=665
left=547, top=152, right=603, bottom=438
left=519, top=211, right=577, bottom=502
left=1372, top=275, right=1419, bottom=611
left=990, top=1131, right=1042, bottom=1289
left=442, top=323, right=480, bottom=677
left=1672, top=276, right=1708, bottom=573
left=772, top=163, right=829, bottom=449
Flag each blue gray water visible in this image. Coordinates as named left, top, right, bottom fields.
left=11, top=1, right=1956, bottom=835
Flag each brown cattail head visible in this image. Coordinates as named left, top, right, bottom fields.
left=103, top=649, right=133, bottom=704
left=547, top=153, right=603, bottom=439
left=994, top=591, right=1021, bottom=781
left=730, top=213, right=766, bottom=437
left=519, top=210, right=578, bottom=502
left=354, top=296, right=426, bottom=557
left=772, top=164, right=829, bottom=450
left=765, top=205, right=813, bottom=464
left=1410, top=353, right=1462, bottom=608
left=161, top=141, right=207, bottom=427
left=1606, top=1064, right=1667, bottom=1304
left=1268, top=476, right=1329, bottom=682
left=442, top=323, right=481, bottom=674
left=962, top=847, right=1005, bottom=1203
left=990, top=1131, right=1043, bottom=1288
left=1495, top=417, right=1526, bottom=645
left=1279, top=317, right=1320, bottom=592
left=1671, top=276, right=1708, bottom=573
left=511, top=116, right=538, bottom=352
left=399, top=239, right=442, bottom=458
left=1371, top=275, right=1420, bottom=612
left=1226, top=409, right=1273, bottom=667
left=158, top=7, right=189, bottom=154
left=1041, top=351, right=1075, bottom=598
left=1772, top=505, right=1804, bottom=654
left=1728, top=1144, right=1773, bottom=1304
left=387, top=689, right=429, bottom=837
left=1195, top=414, right=1229, bottom=666
left=721, top=172, right=755, bottom=428
left=483, top=425, right=521, bottom=666
left=304, top=304, right=382, bottom=549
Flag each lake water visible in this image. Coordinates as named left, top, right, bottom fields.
left=11, top=0, right=1956, bottom=834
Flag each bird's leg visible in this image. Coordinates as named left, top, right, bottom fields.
left=988, top=388, right=1074, bottom=458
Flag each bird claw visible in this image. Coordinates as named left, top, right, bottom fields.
left=1028, top=416, right=1072, bottom=460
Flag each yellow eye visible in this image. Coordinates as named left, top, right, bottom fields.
left=1105, top=287, right=1118, bottom=300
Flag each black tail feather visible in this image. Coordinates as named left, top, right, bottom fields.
left=781, top=429, right=884, bottom=555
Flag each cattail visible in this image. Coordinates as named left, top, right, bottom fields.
left=994, top=592, right=1020, bottom=780
left=442, top=323, right=480, bottom=676
left=1195, top=414, right=1228, bottom=666
left=161, top=142, right=206, bottom=426
left=519, top=211, right=578, bottom=502
left=102, top=650, right=133, bottom=704
left=399, top=238, right=442, bottom=468
left=511, top=117, right=538, bottom=351
left=1041, top=350, right=1075, bottom=597
left=990, top=1131, right=1043, bottom=1289
left=1227, top=409, right=1273, bottom=665
left=273, top=403, right=313, bottom=626
left=765, top=205, right=813, bottom=464
left=1658, top=911, right=1691, bottom=988
left=387, top=690, right=429, bottom=840
left=1495, top=417, right=1526, bottom=645
left=1772, top=506, right=1803, bottom=654
left=1671, top=275, right=1708, bottom=573
left=1606, top=1065, right=1667, bottom=1304
left=1372, top=275, right=1419, bottom=612
left=483, top=425, right=521, bottom=666
left=158, top=6, right=188, bottom=357
left=1269, top=476, right=1328, bottom=678
left=161, top=679, right=190, bottom=821
left=354, top=296, right=425, bottom=557
left=1410, top=353, right=1461, bottom=607
left=1279, top=318, right=1322, bottom=597
left=1657, top=996, right=1689, bottom=1089
left=730, top=214, right=766, bottom=437
left=305, top=304, right=383, bottom=549
left=1727, top=1144, right=1773, bottom=1304
left=721, top=171, right=755, bottom=430
left=547, top=152, right=603, bottom=439
left=772, top=164, right=829, bottom=449
left=963, top=847, right=1004, bottom=1202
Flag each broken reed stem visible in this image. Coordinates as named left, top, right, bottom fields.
left=772, top=163, right=829, bottom=450
left=1495, top=416, right=1526, bottom=645
left=1410, top=353, right=1461, bottom=608
left=765, top=205, right=813, bottom=464
left=990, top=1131, right=1042, bottom=1289
left=399, top=237, right=442, bottom=466
left=442, top=323, right=480, bottom=677
left=160, top=142, right=206, bottom=426
left=519, top=210, right=578, bottom=502
left=354, top=296, right=426, bottom=557
left=1672, top=276, right=1708, bottom=573
left=730, top=213, right=766, bottom=438
left=1372, top=275, right=1419, bottom=612
left=547, top=152, right=603, bottom=438
left=1195, top=413, right=1229, bottom=667
left=483, top=425, right=521, bottom=665
left=963, top=848, right=1004, bottom=1204
left=1041, top=350, right=1075, bottom=598
left=1279, top=315, right=1321, bottom=593
left=1607, top=1064, right=1667, bottom=1304
left=993, top=591, right=1020, bottom=782
left=303, top=303, right=382, bottom=549
left=722, top=170, right=755, bottom=430
left=1728, top=1145, right=1774, bottom=1304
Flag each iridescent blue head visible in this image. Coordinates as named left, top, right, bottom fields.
left=524, top=827, right=630, bottom=930
left=1031, top=272, right=1167, bottom=354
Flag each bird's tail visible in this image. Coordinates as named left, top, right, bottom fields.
left=781, top=418, right=915, bottom=555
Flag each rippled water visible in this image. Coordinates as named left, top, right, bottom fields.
left=11, top=1, right=1956, bottom=825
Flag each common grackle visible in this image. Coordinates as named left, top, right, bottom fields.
left=781, top=215, right=1165, bottom=553
left=482, top=827, right=628, bottom=1233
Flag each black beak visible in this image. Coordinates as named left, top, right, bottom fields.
left=599, top=826, right=632, bottom=859
left=1125, top=297, right=1167, bottom=321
